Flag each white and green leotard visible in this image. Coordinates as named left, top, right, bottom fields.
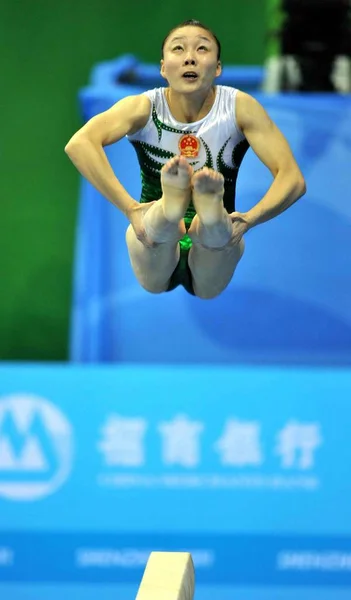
left=127, top=85, right=249, bottom=250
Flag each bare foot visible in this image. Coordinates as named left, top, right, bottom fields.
left=192, top=168, right=225, bottom=226
left=161, top=156, right=193, bottom=223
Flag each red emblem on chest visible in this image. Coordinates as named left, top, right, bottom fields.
left=178, top=134, right=200, bottom=158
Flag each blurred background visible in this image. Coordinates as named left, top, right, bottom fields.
left=1, top=0, right=351, bottom=599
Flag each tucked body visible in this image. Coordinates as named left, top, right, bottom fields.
left=65, top=20, right=306, bottom=299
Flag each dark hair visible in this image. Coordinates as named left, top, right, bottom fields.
left=161, top=19, right=221, bottom=61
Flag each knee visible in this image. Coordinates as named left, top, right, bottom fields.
left=139, top=282, right=167, bottom=295
left=132, top=265, right=169, bottom=294
left=194, top=288, right=222, bottom=300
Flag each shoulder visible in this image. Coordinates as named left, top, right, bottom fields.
left=217, top=86, right=256, bottom=124
left=235, top=91, right=262, bottom=116
left=108, top=92, right=152, bottom=119
left=235, top=91, right=272, bottom=132
left=117, top=93, right=152, bottom=135
left=122, top=92, right=152, bottom=114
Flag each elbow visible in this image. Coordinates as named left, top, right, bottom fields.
left=276, top=165, right=307, bottom=198
left=288, top=167, right=306, bottom=198
left=64, top=138, right=78, bottom=157
left=64, top=133, right=89, bottom=157
left=297, top=174, right=307, bottom=198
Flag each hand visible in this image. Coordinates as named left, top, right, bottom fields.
left=229, top=211, right=250, bottom=245
left=127, top=201, right=158, bottom=248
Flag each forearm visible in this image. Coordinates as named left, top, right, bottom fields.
left=245, top=169, right=306, bottom=228
left=65, top=137, right=137, bottom=217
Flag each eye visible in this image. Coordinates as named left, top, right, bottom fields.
left=172, top=45, right=183, bottom=51
left=198, top=45, right=209, bottom=51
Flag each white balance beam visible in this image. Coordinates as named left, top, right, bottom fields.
left=135, top=551, right=195, bottom=600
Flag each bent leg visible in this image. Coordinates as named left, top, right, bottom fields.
left=188, top=232, right=244, bottom=299
left=126, top=221, right=181, bottom=293
left=188, top=168, right=244, bottom=299
left=126, top=156, right=193, bottom=293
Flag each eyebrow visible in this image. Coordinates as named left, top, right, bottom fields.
left=169, top=35, right=212, bottom=44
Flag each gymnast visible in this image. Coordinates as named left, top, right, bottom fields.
left=65, top=19, right=306, bottom=299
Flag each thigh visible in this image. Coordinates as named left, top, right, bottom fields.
left=126, top=225, right=180, bottom=294
left=188, top=237, right=245, bottom=299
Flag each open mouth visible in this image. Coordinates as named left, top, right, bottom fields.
left=182, top=72, right=198, bottom=81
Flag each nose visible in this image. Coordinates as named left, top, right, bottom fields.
left=184, top=55, right=196, bottom=66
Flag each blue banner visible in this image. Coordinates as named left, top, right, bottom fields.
left=0, top=363, right=350, bottom=599
left=1, top=532, right=351, bottom=586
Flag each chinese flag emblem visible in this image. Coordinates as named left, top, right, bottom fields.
left=178, top=134, right=200, bottom=158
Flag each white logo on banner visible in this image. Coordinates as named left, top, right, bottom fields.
left=0, top=394, right=73, bottom=501
left=158, top=415, right=204, bottom=468
left=275, top=420, right=322, bottom=469
left=98, top=415, right=147, bottom=467
left=97, top=415, right=323, bottom=492
left=215, top=418, right=263, bottom=466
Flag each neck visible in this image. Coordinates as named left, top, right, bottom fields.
left=166, top=87, right=216, bottom=123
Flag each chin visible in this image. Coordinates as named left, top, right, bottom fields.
left=181, top=81, right=204, bottom=92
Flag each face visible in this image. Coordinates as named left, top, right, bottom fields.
left=161, top=26, right=222, bottom=93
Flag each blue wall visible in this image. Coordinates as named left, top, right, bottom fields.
left=70, top=60, right=351, bottom=367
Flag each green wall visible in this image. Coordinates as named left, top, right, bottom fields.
left=0, top=0, right=267, bottom=360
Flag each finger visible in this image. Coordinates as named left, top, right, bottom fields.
left=141, top=200, right=158, bottom=215
left=139, top=233, right=156, bottom=249
left=136, top=231, right=148, bottom=245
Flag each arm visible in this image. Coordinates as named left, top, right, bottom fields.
left=64, top=94, right=151, bottom=217
left=235, top=91, right=306, bottom=229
